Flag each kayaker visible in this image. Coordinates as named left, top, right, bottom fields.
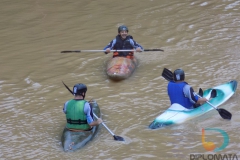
left=63, top=83, right=102, bottom=131
left=104, top=25, right=144, bottom=59
left=167, top=69, right=208, bottom=109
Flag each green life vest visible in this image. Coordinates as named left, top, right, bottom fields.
left=65, top=99, right=90, bottom=130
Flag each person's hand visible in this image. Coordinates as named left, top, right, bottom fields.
left=89, top=118, right=103, bottom=126
left=203, top=97, right=208, bottom=102
left=136, top=47, right=142, bottom=52
left=96, top=118, right=102, bottom=124
left=198, top=97, right=208, bottom=105
left=105, top=48, right=111, bottom=54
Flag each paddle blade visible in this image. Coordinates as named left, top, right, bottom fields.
left=217, top=108, right=232, bottom=120
left=162, top=68, right=174, bottom=81
left=144, top=49, right=164, bottom=52
left=61, top=50, right=81, bottom=53
left=113, top=135, right=125, bottom=141
left=62, top=81, right=74, bottom=95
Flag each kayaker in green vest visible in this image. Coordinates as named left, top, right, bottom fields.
left=104, top=25, right=143, bottom=59
left=63, top=83, right=102, bottom=131
left=168, top=69, right=208, bottom=109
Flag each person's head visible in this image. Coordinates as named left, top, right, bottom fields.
left=173, top=69, right=185, bottom=81
left=118, top=25, right=128, bottom=39
left=73, top=83, right=87, bottom=99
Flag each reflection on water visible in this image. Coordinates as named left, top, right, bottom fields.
left=0, top=0, right=240, bottom=159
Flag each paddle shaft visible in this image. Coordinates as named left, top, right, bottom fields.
left=93, top=113, right=115, bottom=136
left=61, top=49, right=164, bottom=53
left=195, top=93, right=217, bottom=109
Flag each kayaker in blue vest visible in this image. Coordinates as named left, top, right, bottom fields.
left=104, top=25, right=144, bottom=59
left=167, top=69, right=208, bottom=109
left=63, top=83, right=102, bottom=131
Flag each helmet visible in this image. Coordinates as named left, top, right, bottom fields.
left=73, top=83, right=87, bottom=96
left=173, top=69, right=185, bottom=81
left=118, top=25, right=128, bottom=33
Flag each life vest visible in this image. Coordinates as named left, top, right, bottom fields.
left=167, top=81, right=194, bottom=109
left=65, top=99, right=91, bottom=130
left=113, top=35, right=134, bottom=59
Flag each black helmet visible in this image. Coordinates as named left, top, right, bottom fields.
left=73, top=83, right=87, bottom=96
left=118, top=25, right=128, bottom=33
left=173, top=69, right=185, bottom=81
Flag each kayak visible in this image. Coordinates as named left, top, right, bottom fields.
left=61, top=100, right=101, bottom=152
left=149, top=80, right=238, bottom=129
left=106, top=56, right=138, bottom=80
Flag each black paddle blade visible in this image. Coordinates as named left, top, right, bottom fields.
left=61, top=50, right=81, bottom=53
left=217, top=108, right=232, bottom=120
left=113, top=135, right=125, bottom=141
left=144, top=49, right=164, bottom=52
left=62, top=81, right=74, bottom=95
left=198, top=88, right=203, bottom=97
left=162, top=68, right=174, bottom=81
left=210, top=89, right=217, bottom=98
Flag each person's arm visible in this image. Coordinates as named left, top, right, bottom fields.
left=89, top=119, right=102, bottom=126
left=103, top=39, right=116, bottom=54
left=183, top=85, right=199, bottom=104
left=63, top=101, right=69, bottom=114
left=129, top=39, right=144, bottom=52
left=191, top=88, right=208, bottom=104
left=196, top=97, right=208, bottom=104
left=183, top=85, right=207, bottom=105
left=84, top=102, right=102, bottom=126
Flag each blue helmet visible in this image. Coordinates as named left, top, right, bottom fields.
left=118, top=25, right=128, bottom=33
left=173, top=69, right=185, bottom=81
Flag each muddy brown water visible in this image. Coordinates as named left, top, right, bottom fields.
left=0, top=0, right=240, bottom=159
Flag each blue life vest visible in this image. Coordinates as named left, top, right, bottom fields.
left=167, top=81, right=194, bottom=109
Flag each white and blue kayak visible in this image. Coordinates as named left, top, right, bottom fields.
left=149, top=80, right=238, bottom=129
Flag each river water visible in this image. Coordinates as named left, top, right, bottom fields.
left=0, top=0, right=240, bottom=159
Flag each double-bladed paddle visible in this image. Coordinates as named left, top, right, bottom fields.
left=61, top=49, right=164, bottom=53
left=161, top=68, right=232, bottom=120
left=62, top=81, right=125, bottom=141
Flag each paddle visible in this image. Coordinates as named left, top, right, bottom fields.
left=61, top=49, right=164, bottom=53
left=196, top=88, right=232, bottom=120
left=161, top=68, right=232, bottom=120
left=62, top=81, right=125, bottom=141
left=162, top=68, right=174, bottom=81
left=92, top=113, right=124, bottom=141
